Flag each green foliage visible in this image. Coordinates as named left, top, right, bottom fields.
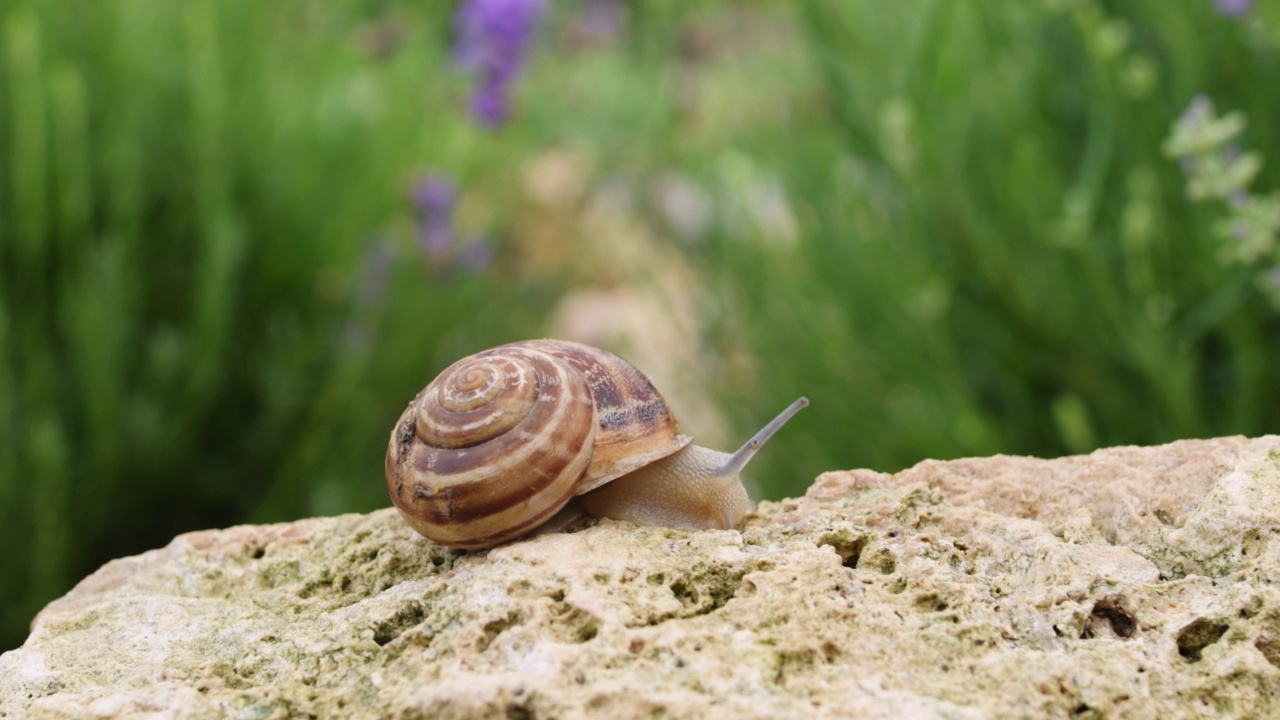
left=3, top=0, right=1280, bottom=651
left=704, top=0, right=1280, bottom=498
left=0, top=0, right=556, bottom=649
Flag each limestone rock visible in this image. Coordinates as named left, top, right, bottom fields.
left=3, top=436, right=1279, bottom=719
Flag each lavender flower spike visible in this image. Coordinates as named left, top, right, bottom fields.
left=1215, top=0, right=1254, bottom=17
left=410, top=173, right=459, bottom=259
left=453, top=0, right=547, bottom=127
left=411, top=174, right=458, bottom=217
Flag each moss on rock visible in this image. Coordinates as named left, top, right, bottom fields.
left=3, top=436, right=1280, bottom=719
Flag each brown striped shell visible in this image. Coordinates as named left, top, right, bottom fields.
left=384, top=340, right=691, bottom=549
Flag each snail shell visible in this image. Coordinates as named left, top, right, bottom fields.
left=384, top=340, right=690, bottom=548
left=385, top=339, right=807, bottom=550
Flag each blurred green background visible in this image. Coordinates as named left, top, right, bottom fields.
left=2, top=0, right=1279, bottom=650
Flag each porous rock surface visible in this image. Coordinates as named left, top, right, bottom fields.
left=3, top=436, right=1280, bottom=719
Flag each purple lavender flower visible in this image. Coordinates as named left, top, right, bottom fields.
left=456, top=235, right=496, bottom=273
left=1178, top=94, right=1213, bottom=131
left=418, top=221, right=454, bottom=258
left=1215, top=0, right=1254, bottom=17
left=410, top=173, right=459, bottom=259
left=342, top=236, right=395, bottom=353
left=571, top=0, right=626, bottom=47
left=406, top=172, right=498, bottom=273
left=453, top=0, right=546, bottom=126
left=411, top=174, right=458, bottom=217
left=356, top=237, right=393, bottom=307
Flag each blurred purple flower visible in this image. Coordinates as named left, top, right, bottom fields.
left=355, top=236, right=393, bottom=308
left=410, top=173, right=459, bottom=259
left=456, top=235, right=496, bottom=272
left=1178, top=94, right=1213, bottom=130
left=453, top=0, right=546, bottom=126
left=411, top=174, right=458, bottom=217
left=342, top=236, right=395, bottom=353
left=1215, top=0, right=1253, bottom=17
left=1221, top=145, right=1251, bottom=208
left=406, top=172, right=497, bottom=274
left=572, top=0, right=626, bottom=47
left=418, top=221, right=454, bottom=258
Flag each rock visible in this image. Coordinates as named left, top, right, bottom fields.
left=3, top=436, right=1280, bottom=719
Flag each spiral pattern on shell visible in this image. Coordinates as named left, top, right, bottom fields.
left=414, top=352, right=542, bottom=450
left=385, top=340, right=691, bottom=549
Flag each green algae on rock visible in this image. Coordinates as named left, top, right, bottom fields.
left=2, top=436, right=1279, bottom=719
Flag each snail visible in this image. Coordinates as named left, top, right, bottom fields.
left=384, top=339, right=808, bottom=550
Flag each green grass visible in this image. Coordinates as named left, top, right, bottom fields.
left=2, top=0, right=1278, bottom=650
left=0, top=0, right=554, bottom=648
left=703, top=0, right=1280, bottom=497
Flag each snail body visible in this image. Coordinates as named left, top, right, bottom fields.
left=384, top=339, right=807, bottom=550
